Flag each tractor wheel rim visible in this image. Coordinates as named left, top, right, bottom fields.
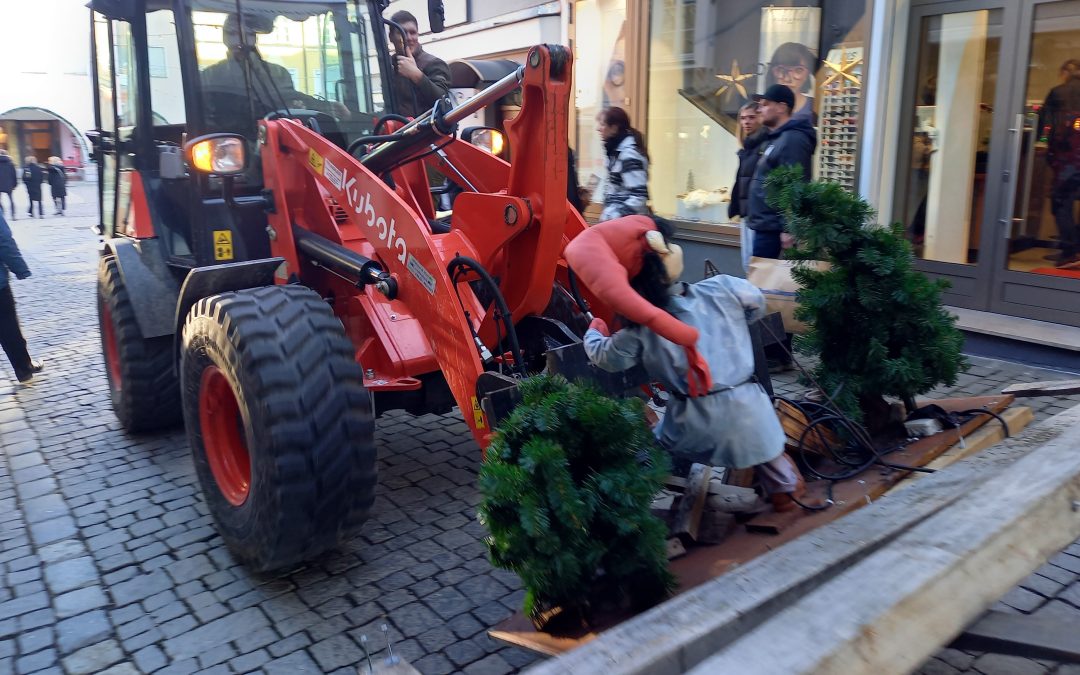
left=199, top=365, right=251, bottom=506
left=100, top=302, right=123, bottom=392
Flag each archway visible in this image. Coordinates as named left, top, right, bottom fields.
left=0, top=107, right=91, bottom=177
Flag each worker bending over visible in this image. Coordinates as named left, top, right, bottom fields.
left=564, top=215, right=804, bottom=511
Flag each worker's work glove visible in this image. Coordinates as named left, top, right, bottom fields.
left=588, top=318, right=610, bottom=337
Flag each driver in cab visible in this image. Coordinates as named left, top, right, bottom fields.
left=201, top=13, right=348, bottom=130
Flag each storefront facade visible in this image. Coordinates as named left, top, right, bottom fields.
left=560, top=0, right=1080, bottom=330
left=411, top=0, right=1080, bottom=330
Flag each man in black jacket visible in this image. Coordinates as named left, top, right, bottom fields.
left=1039, top=59, right=1080, bottom=266
left=746, top=84, right=817, bottom=258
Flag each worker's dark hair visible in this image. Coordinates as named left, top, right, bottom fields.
left=1062, top=59, right=1080, bottom=79
left=600, top=107, right=649, bottom=161
left=390, top=10, right=419, bottom=27
left=629, top=217, right=676, bottom=314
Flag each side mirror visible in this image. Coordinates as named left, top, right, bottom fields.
left=184, top=133, right=246, bottom=176
left=462, top=126, right=506, bottom=158
left=428, top=0, right=445, bottom=33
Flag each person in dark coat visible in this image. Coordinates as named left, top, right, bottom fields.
left=388, top=10, right=451, bottom=118
left=22, top=159, right=44, bottom=219
left=746, top=84, right=817, bottom=259
left=0, top=211, right=43, bottom=383
left=1038, top=58, right=1080, bottom=266
left=47, top=157, right=67, bottom=216
left=0, top=150, right=17, bottom=220
left=729, top=102, right=767, bottom=270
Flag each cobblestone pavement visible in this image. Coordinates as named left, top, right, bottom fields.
left=1, top=182, right=1079, bottom=674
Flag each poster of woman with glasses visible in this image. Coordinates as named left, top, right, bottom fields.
left=760, top=7, right=821, bottom=125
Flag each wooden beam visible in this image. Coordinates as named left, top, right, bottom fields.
left=892, top=407, right=1033, bottom=493
left=521, top=403, right=1080, bottom=675
left=671, top=464, right=711, bottom=543
left=1002, top=379, right=1080, bottom=397
left=687, top=406, right=1080, bottom=675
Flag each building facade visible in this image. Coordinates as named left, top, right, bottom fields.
left=3, top=0, right=1076, bottom=332
left=0, top=0, right=94, bottom=171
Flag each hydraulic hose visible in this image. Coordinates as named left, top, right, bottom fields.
left=447, top=256, right=527, bottom=378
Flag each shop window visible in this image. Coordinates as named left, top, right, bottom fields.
left=644, top=0, right=868, bottom=230
left=573, top=0, right=628, bottom=213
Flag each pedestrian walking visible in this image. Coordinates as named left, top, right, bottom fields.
left=746, top=84, right=817, bottom=258
left=729, top=102, right=767, bottom=270
left=0, top=211, right=43, bottom=383
left=597, top=106, right=650, bottom=221
left=22, top=158, right=44, bottom=219
left=0, top=150, right=17, bottom=220
left=47, top=157, right=67, bottom=216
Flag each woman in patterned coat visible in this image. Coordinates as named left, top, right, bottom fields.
left=596, top=107, right=650, bottom=221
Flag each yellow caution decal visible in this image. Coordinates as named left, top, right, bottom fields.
left=308, top=148, right=324, bottom=175
left=471, top=396, right=487, bottom=430
left=213, top=230, right=233, bottom=261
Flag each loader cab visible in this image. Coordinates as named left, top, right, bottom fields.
left=89, top=0, right=412, bottom=269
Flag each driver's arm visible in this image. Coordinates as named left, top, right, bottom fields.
left=413, top=58, right=451, bottom=111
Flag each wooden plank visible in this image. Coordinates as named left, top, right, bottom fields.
left=950, top=610, right=1080, bottom=662
left=671, top=464, right=711, bottom=543
left=687, top=406, right=1080, bottom=675
left=1002, top=379, right=1080, bottom=397
left=516, top=402, right=1080, bottom=675
left=893, top=407, right=1033, bottom=493
left=776, top=399, right=839, bottom=455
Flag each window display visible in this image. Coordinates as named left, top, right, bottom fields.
left=643, top=0, right=868, bottom=230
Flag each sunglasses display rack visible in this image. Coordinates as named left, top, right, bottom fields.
left=816, top=45, right=863, bottom=191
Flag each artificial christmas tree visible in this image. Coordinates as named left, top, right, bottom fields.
left=478, top=375, right=674, bottom=628
left=765, top=166, right=966, bottom=424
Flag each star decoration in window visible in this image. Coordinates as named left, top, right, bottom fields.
left=821, top=50, right=862, bottom=87
left=715, top=59, right=754, bottom=102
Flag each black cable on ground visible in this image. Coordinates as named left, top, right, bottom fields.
left=957, top=408, right=1011, bottom=438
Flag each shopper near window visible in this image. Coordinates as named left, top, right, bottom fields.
left=1039, top=58, right=1080, bottom=267
left=747, top=84, right=817, bottom=258
left=729, top=102, right=767, bottom=270
left=597, top=107, right=650, bottom=221
left=766, top=42, right=818, bottom=125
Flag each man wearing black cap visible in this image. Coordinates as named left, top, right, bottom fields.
left=746, top=83, right=817, bottom=259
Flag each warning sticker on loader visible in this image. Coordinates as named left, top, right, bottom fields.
left=323, top=158, right=344, bottom=191
left=471, top=396, right=486, bottom=429
left=213, top=230, right=233, bottom=261
left=308, top=149, right=324, bottom=175
left=406, top=254, right=436, bottom=296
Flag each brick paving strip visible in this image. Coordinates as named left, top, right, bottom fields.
left=1, top=182, right=1079, bottom=674
left=0, top=183, right=537, bottom=674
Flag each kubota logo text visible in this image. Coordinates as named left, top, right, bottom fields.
left=343, top=172, right=408, bottom=264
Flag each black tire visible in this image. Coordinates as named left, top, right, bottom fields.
left=97, top=256, right=182, bottom=432
left=180, top=285, right=376, bottom=572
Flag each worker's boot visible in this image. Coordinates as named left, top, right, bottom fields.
left=770, top=455, right=806, bottom=513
